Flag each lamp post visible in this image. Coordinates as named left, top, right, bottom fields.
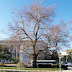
left=50, top=50, right=52, bottom=59
left=59, top=53, right=61, bottom=72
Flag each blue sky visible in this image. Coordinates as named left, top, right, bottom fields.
left=0, top=0, right=72, bottom=51
left=0, top=0, right=32, bottom=39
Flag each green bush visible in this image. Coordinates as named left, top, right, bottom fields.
left=38, top=64, right=67, bottom=70
left=12, top=57, right=19, bottom=63
left=38, top=64, right=52, bottom=68
left=17, top=62, right=26, bottom=68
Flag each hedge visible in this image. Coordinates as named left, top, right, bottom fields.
left=37, top=64, right=67, bottom=70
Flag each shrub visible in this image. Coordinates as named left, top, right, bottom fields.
left=38, top=64, right=67, bottom=69
left=17, top=62, right=26, bottom=68
left=38, top=64, right=52, bottom=68
left=12, top=57, right=19, bottom=63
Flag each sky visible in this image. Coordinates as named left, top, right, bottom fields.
left=0, top=0, right=72, bottom=51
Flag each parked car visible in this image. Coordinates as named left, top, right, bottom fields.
left=64, top=63, right=72, bottom=67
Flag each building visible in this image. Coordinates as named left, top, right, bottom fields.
left=0, top=40, right=48, bottom=64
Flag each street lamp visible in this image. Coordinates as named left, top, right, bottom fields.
left=58, top=53, right=61, bottom=72
left=50, top=50, right=52, bottom=59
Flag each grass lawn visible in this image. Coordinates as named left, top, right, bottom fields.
left=0, top=67, right=65, bottom=70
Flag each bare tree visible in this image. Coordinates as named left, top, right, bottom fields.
left=45, top=20, right=70, bottom=51
left=8, top=1, right=57, bottom=67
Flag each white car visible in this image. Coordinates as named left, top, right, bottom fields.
left=64, top=63, right=72, bottom=67
left=67, top=63, right=72, bottom=67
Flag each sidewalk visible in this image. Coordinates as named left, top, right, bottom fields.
left=0, top=69, right=72, bottom=72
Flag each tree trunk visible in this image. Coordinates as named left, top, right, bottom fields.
left=33, top=44, right=37, bottom=68
left=33, top=54, right=37, bottom=68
